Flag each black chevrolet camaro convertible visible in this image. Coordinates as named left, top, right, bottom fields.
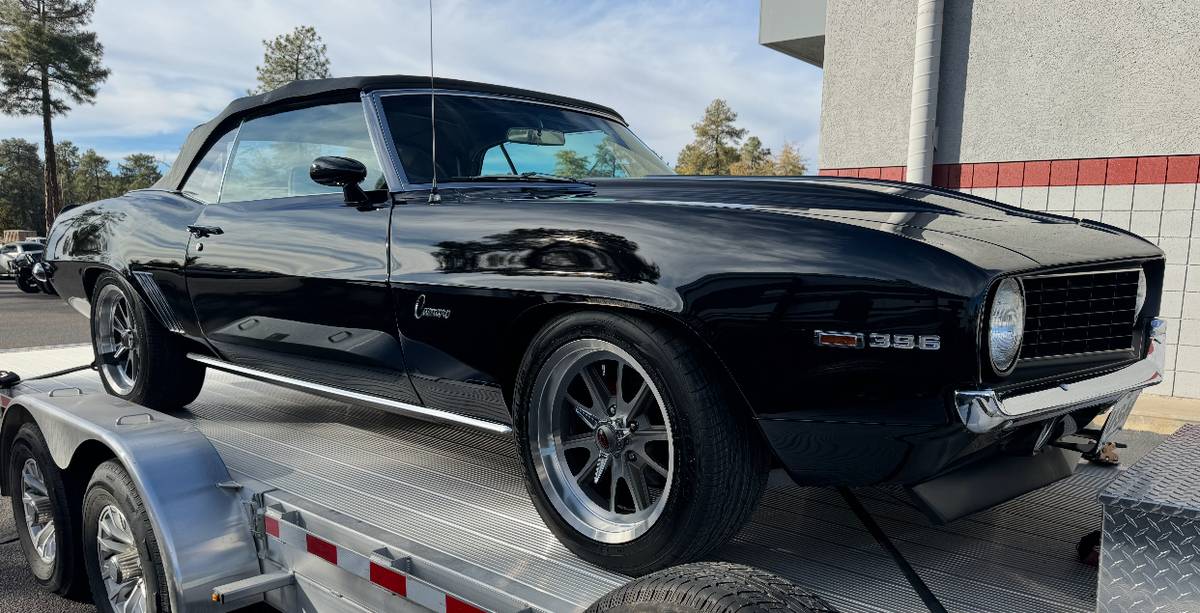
left=40, top=75, right=1166, bottom=574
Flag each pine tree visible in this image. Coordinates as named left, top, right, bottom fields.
left=115, top=153, right=162, bottom=192
left=252, top=25, right=331, bottom=94
left=729, top=136, right=773, bottom=175
left=772, top=141, right=807, bottom=176
left=74, top=147, right=110, bottom=202
left=554, top=149, right=590, bottom=179
left=0, top=138, right=45, bottom=231
left=0, top=0, right=109, bottom=233
left=55, top=138, right=80, bottom=205
left=674, top=99, right=746, bottom=175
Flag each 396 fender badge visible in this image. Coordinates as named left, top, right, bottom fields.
left=414, top=294, right=452, bottom=320
left=815, top=330, right=940, bottom=350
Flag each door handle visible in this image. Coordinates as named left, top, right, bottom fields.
left=187, top=225, right=224, bottom=238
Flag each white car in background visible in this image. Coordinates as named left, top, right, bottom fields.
left=0, top=241, right=43, bottom=275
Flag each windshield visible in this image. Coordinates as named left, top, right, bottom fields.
left=381, top=94, right=672, bottom=184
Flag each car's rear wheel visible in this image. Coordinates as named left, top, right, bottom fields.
left=515, top=311, right=769, bottom=575
left=91, top=272, right=205, bottom=410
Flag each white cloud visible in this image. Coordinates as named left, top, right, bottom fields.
left=0, top=0, right=822, bottom=168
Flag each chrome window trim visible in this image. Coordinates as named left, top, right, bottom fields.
left=187, top=353, right=512, bottom=434
left=216, top=101, right=387, bottom=205
left=212, top=120, right=243, bottom=205
left=176, top=120, right=242, bottom=205
left=367, top=88, right=634, bottom=196
left=361, top=92, right=406, bottom=191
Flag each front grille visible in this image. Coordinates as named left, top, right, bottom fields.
left=1021, top=269, right=1140, bottom=359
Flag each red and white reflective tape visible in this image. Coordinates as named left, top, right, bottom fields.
left=263, top=511, right=489, bottom=613
left=0, top=393, right=11, bottom=409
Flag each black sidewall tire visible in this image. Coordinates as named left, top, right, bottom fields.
left=7, top=423, right=83, bottom=595
left=586, top=562, right=836, bottom=613
left=89, top=272, right=204, bottom=410
left=16, top=272, right=39, bottom=293
left=515, top=312, right=767, bottom=575
left=81, top=461, right=171, bottom=613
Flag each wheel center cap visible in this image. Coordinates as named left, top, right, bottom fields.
left=105, top=557, right=122, bottom=582
left=595, top=425, right=617, bottom=452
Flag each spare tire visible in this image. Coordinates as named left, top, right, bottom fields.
left=587, top=562, right=838, bottom=613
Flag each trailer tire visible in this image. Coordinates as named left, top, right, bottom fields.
left=81, top=460, right=171, bottom=613
left=7, top=423, right=85, bottom=597
left=90, top=272, right=205, bottom=411
left=587, top=562, right=838, bottom=613
left=515, top=311, right=769, bottom=575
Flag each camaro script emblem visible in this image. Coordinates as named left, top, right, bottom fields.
left=413, top=294, right=452, bottom=320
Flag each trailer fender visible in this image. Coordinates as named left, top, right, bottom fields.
left=3, top=390, right=261, bottom=612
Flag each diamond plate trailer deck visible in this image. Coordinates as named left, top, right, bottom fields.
left=0, top=345, right=1168, bottom=612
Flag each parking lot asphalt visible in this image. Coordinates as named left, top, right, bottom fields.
left=0, top=504, right=95, bottom=612
left=0, top=278, right=97, bottom=611
left=0, top=279, right=91, bottom=351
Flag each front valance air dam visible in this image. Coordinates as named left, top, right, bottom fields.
left=955, top=318, right=1166, bottom=434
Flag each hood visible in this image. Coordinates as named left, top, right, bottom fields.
left=587, top=176, right=1163, bottom=269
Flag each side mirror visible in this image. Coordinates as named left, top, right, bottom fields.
left=310, top=156, right=369, bottom=205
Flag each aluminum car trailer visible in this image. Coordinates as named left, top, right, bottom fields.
left=0, top=344, right=1173, bottom=612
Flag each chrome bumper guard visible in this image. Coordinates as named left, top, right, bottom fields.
left=955, top=318, right=1166, bottom=434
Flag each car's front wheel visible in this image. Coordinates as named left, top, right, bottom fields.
left=515, top=311, right=769, bottom=575
left=90, top=272, right=205, bottom=410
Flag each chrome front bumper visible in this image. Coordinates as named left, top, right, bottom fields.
left=955, top=318, right=1166, bottom=434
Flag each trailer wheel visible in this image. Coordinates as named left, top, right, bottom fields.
left=515, top=311, right=769, bottom=575
left=81, top=460, right=171, bottom=613
left=588, top=562, right=838, bottom=613
left=6, top=423, right=84, bottom=596
left=90, top=272, right=205, bottom=410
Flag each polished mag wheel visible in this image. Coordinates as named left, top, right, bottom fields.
left=95, top=505, right=147, bottom=613
left=20, top=458, right=56, bottom=565
left=530, top=339, right=674, bottom=543
left=95, top=284, right=140, bottom=396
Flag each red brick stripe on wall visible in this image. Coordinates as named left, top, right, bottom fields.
left=1077, top=159, right=1107, bottom=185
left=820, top=154, right=1200, bottom=188
left=1106, top=158, right=1137, bottom=184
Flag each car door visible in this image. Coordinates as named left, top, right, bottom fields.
left=184, top=99, right=420, bottom=404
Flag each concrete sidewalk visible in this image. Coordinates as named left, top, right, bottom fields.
left=1129, top=393, right=1200, bottom=434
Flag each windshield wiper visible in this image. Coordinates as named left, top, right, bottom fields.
left=446, top=172, right=595, bottom=186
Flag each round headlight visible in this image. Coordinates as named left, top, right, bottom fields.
left=988, top=278, right=1025, bottom=373
left=1135, top=270, right=1148, bottom=316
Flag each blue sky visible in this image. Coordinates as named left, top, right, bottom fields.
left=0, top=0, right=823, bottom=172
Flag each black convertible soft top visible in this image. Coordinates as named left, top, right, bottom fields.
left=154, top=75, right=625, bottom=191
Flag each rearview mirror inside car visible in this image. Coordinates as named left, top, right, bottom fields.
left=310, top=156, right=369, bottom=205
left=506, top=128, right=566, bottom=146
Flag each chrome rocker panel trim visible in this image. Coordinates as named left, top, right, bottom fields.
left=186, top=353, right=513, bottom=434
left=955, top=318, right=1166, bottom=434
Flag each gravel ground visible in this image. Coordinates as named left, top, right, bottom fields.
left=0, top=280, right=90, bottom=350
